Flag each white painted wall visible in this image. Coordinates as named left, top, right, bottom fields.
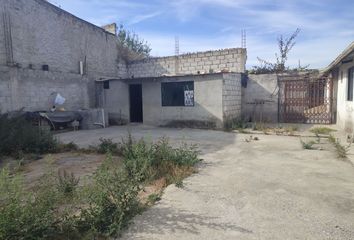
left=336, top=61, right=354, bottom=132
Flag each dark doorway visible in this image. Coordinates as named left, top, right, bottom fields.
left=129, top=84, right=143, bottom=123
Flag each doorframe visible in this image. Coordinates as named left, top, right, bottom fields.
left=129, top=83, right=143, bottom=123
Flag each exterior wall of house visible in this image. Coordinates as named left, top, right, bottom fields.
left=0, top=0, right=128, bottom=113
left=142, top=75, right=224, bottom=128
left=97, top=80, right=130, bottom=125
left=128, top=48, right=247, bottom=78
left=0, top=66, right=90, bottom=112
left=0, top=0, right=127, bottom=77
left=242, top=74, right=279, bottom=123
left=223, top=73, right=242, bottom=124
left=335, top=61, right=354, bottom=133
left=99, top=73, right=243, bottom=129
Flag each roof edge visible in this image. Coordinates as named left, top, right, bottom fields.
left=321, top=41, right=354, bottom=75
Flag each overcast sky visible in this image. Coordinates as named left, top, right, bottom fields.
left=48, top=0, right=354, bottom=69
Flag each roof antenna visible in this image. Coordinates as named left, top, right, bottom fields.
left=241, top=29, right=246, bottom=48
left=175, top=36, right=180, bottom=75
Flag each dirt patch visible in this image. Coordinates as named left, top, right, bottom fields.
left=22, top=152, right=112, bottom=188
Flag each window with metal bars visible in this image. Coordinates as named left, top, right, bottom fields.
left=161, top=81, right=194, bottom=106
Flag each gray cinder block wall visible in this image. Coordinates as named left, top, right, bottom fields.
left=127, top=48, right=246, bottom=78
left=0, top=0, right=127, bottom=113
left=223, top=73, right=242, bottom=124
left=242, top=74, right=279, bottom=123
left=0, top=66, right=90, bottom=112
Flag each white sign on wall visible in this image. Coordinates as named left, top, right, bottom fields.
left=184, top=90, right=194, bottom=106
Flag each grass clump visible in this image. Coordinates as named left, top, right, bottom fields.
left=310, top=127, right=336, bottom=135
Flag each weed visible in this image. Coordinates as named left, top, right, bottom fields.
left=78, top=158, right=141, bottom=238
left=328, top=134, right=336, bottom=144
left=300, top=139, right=316, bottom=150
left=57, top=169, right=80, bottom=197
left=332, top=141, right=351, bottom=159
left=310, top=127, right=336, bottom=135
left=97, top=138, right=121, bottom=155
left=175, top=180, right=184, bottom=188
left=56, top=142, right=79, bottom=152
left=147, top=193, right=161, bottom=204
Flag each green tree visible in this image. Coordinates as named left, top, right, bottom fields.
left=117, top=24, right=151, bottom=62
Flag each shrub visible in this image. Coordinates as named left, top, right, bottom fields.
left=0, top=168, right=61, bottom=240
left=0, top=115, right=58, bottom=157
left=97, top=138, right=121, bottom=155
left=77, top=156, right=141, bottom=237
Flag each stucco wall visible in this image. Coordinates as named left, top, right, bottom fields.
left=0, top=0, right=127, bottom=77
left=128, top=48, right=246, bottom=78
left=0, top=66, right=90, bottom=113
left=142, top=75, right=224, bottom=128
left=97, top=80, right=130, bottom=124
left=335, top=61, right=354, bottom=133
left=242, top=74, right=279, bottom=123
left=223, top=73, right=242, bottom=124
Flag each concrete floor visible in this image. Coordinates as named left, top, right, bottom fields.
left=58, top=125, right=354, bottom=240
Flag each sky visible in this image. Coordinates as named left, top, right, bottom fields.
left=48, top=0, right=354, bottom=69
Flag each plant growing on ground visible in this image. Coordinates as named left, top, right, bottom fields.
left=310, top=127, right=336, bottom=135
left=57, top=169, right=80, bottom=197
left=77, top=155, right=141, bottom=238
left=0, top=115, right=58, bottom=157
left=97, top=138, right=121, bottom=155
left=0, top=168, right=64, bottom=240
left=147, top=193, right=161, bottom=204
left=300, top=139, right=316, bottom=150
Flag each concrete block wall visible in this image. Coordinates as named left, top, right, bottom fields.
left=0, top=66, right=90, bottom=113
left=127, top=48, right=247, bottom=78
left=0, top=0, right=127, bottom=78
left=242, top=74, right=278, bottom=123
left=223, top=73, right=242, bottom=124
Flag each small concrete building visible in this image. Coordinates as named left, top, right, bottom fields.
left=323, top=42, right=354, bottom=133
left=96, top=49, right=246, bottom=129
left=0, top=0, right=246, bottom=129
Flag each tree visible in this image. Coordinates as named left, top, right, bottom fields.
left=250, top=28, right=309, bottom=74
left=116, top=24, right=151, bottom=62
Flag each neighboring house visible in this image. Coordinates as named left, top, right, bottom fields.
left=322, top=42, right=354, bottom=133
left=97, top=49, right=247, bottom=129
left=0, top=0, right=246, bottom=129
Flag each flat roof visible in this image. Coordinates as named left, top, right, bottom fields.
left=96, top=72, right=240, bottom=82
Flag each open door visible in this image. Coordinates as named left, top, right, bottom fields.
left=129, top=84, right=143, bottom=123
